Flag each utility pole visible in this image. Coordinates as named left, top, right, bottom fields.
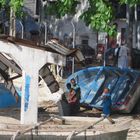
left=19, top=21, right=24, bottom=39
left=40, top=0, right=48, bottom=44
left=134, top=4, right=138, bottom=48
left=133, top=5, right=137, bottom=49
left=126, top=5, right=133, bottom=67
left=71, top=20, right=76, bottom=74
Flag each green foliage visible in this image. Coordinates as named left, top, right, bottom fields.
left=1, top=0, right=140, bottom=36
left=46, top=0, right=79, bottom=18
left=0, top=0, right=6, bottom=6
left=47, top=0, right=117, bottom=36
left=80, top=0, right=116, bottom=36
left=0, top=0, right=7, bottom=9
left=120, top=0, right=140, bottom=6
left=46, top=0, right=140, bottom=36
left=0, top=0, right=24, bottom=18
left=10, top=0, right=24, bottom=18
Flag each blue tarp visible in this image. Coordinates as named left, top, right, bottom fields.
left=0, top=84, right=21, bottom=108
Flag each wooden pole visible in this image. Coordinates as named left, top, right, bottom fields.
left=66, top=117, right=105, bottom=140
left=9, top=8, right=16, bottom=37
left=11, top=115, right=65, bottom=140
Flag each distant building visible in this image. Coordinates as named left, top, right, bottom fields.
left=1, top=0, right=140, bottom=50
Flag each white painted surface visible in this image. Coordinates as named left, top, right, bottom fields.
left=56, top=20, right=97, bottom=49
left=137, top=23, right=140, bottom=49
left=38, top=83, right=63, bottom=104
left=49, top=16, right=97, bottom=50
left=114, top=19, right=127, bottom=45
left=20, top=70, right=39, bottom=124
left=0, top=41, right=66, bottom=67
left=0, top=40, right=66, bottom=124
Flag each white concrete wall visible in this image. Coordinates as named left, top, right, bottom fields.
left=48, top=17, right=128, bottom=51
left=48, top=0, right=97, bottom=50
left=0, top=40, right=66, bottom=124
left=138, top=22, right=140, bottom=49
left=49, top=18, right=97, bottom=49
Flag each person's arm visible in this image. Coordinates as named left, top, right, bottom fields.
left=76, top=87, right=81, bottom=100
left=96, top=94, right=105, bottom=103
left=67, top=89, right=77, bottom=103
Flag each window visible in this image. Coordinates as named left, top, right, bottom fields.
left=121, top=28, right=126, bottom=44
left=81, top=36, right=89, bottom=45
left=137, top=5, right=140, bottom=21
left=36, top=0, right=41, bottom=15
left=82, top=39, right=88, bottom=45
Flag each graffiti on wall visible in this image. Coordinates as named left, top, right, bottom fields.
left=24, top=74, right=31, bottom=112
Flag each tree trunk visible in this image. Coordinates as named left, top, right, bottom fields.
left=126, top=5, right=133, bottom=67
left=9, top=8, right=16, bottom=37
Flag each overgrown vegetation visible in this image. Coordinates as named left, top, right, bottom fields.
left=46, top=0, right=140, bottom=36
left=0, top=0, right=140, bottom=36
left=0, top=0, right=24, bottom=18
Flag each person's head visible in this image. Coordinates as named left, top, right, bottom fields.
left=103, top=87, right=110, bottom=94
left=66, top=83, right=71, bottom=90
left=70, top=78, right=76, bottom=86
left=121, top=39, right=126, bottom=45
left=116, top=44, right=119, bottom=48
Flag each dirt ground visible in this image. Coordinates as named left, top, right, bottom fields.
left=0, top=101, right=140, bottom=140
left=38, top=101, right=140, bottom=140
left=0, top=73, right=139, bottom=139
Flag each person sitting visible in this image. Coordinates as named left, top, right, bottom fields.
left=66, top=82, right=80, bottom=115
left=67, top=83, right=77, bottom=104
left=70, top=78, right=81, bottom=101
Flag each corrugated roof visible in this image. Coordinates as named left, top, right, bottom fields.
left=0, top=35, right=84, bottom=62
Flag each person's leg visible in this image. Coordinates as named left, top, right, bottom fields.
left=57, top=100, right=71, bottom=116
left=106, top=116, right=115, bottom=124
left=71, top=102, right=80, bottom=115
left=103, top=104, right=115, bottom=124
